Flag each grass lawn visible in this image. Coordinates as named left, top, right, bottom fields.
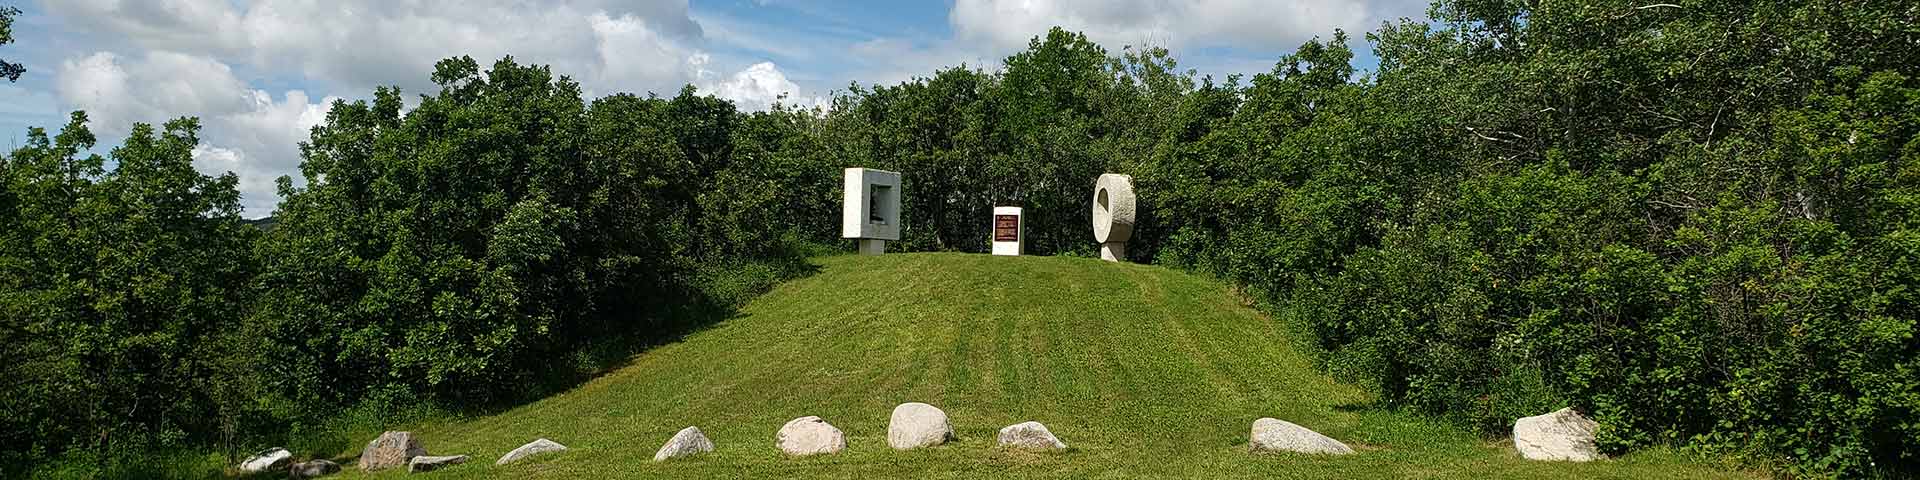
left=329, top=253, right=1758, bottom=479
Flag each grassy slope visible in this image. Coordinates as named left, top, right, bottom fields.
left=345, top=253, right=1755, bottom=479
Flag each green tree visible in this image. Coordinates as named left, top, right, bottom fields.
left=1, top=5, right=24, bottom=82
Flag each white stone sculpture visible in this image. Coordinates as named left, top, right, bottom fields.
left=1513, top=407, right=1603, bottom=462
left=1091, top=174, right=1137, bottom=262
left=777, top=416, right=847, bottom=456
left=842, top=168, right=902, bottom=255
left=1248, top=418, right=1354, bottom=455
left=991, top=206, right=1024, bottom=256
left=887, top=402, right=955, bottom=450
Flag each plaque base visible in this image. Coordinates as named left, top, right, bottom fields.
left=858, top=239, right=886, bottom=255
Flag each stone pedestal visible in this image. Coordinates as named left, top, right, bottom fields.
left=858, top=239, right=886, bottom=255
left=1100, top=242, right=1126, bottom=261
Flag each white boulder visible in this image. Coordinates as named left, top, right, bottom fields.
left=407, top=454, right=468, bottom=473
left=1248, top=418, right=1354, bottom=455
left=1513, top=407, right=1604, bottom=462
left=358, top=431, right=426, bottom=471
left=887, top=402, right=955, bottom=450
left=777, top=416, right=846, bottom=456
left=653, top=426, right=715, bottom=461
left=997, top=421, right=1067, bottom=450
left=288, top=459, right=340, bottom=479
left=239, top=447, right=292, bottom=473
left=495, top=438, right=568, bottom=465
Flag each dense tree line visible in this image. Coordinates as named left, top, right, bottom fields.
left=1, top=0, right=1915, bottom=477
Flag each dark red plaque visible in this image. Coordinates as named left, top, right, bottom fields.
left=993, top=215, right=1019, bottom=242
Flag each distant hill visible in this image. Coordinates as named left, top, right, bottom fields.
left=243, top=216, right=277, bottom=231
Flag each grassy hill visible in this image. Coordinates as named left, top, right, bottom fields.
left=336, top=253, right=1754, bottom=479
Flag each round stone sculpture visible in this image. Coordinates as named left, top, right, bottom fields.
left=1091, top=174, right=1137, bottom=244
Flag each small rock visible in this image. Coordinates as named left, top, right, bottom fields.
left=777, top=416, right=846, bottom=456
left=1248, top=418, right=1354, bottom=455
left=496, top=438, right=568, bottom=465
left=997, top=421, right=1067, bottom=450
left=653, top=426, right=714, bottom=461
left=358, top=431, right=426, bottom=471
left=887, top=402, right=956, bottom=450
left=287, top=459, right=340, bottom=479
left=407, top=454, right=468, bottom=473
left=1513, top=407, right=1603, bottom=462
left=240, top=447, right=293, bottom=473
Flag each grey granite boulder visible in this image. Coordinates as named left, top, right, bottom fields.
left=777, top=416, right=846, bottom=456
left=240, top=447, right=293, bottom=473
left=1513, top=407, right=1603, bottom=461
left=1248, top=418, right=1354, bottom=455
left=287, top=459, right=340, bottom=479
left=997, top=421, right=1067, bottom=450
left=653, top=426, right=714, bottom=461
left=887, top=402, right=955, bottom=450
left=495, top=438, right=568, bottom=465
left=358, top=431, right=426, bottom=471
left=407, top=454, right=468, bottom=473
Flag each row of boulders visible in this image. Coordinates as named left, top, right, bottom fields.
left=652, top=402, right=1063, bottom=461
left=240, top=404, right=1604, bottom=476
left=1243, top=407, right=1606, bottom=462
left=239, top=431, right=565, bottom=478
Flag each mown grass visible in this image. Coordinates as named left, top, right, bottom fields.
left=330, top=253, right=1756, bottom=479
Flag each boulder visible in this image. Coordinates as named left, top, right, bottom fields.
left=239, top=447, right=293, bottom=473
left=997, top=421, right=1067, bottom=450
left=287, top=459, right=340, bottom=479
left=1248, top=418, right=1354, bottom=455
left=653, top=426, right=714, bottom=461
left=495, top=438, right=568, bottom=465
left=777, top=416, right=846, bottom=456
left=406, top=454, right=468, bottom=473
left=358, top=431, right=426, bottom=471
left=887, top=402, right=955, bottom=450
left=1513, top=407, right=1603, bottom=462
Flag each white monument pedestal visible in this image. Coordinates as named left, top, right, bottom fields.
left=991, top=206, right=1024, bottom=256
left=1100, top=242, right=1125, bottom=261
left=843, top=168, right=902, bottom=255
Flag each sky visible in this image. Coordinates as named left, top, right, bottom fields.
left=0, top=0, right=1432, bottom=216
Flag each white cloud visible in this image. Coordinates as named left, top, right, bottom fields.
left=55, top=50, right=334, bottom=215
left=950, top=0, right=1414, bottom=52
left=43, top=0, right=710, bottom=96
left=703, top=61, right=824, bottom=112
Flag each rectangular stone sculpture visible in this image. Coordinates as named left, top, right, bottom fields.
left=991, top=206, right=1023, bottom=256
left=842, top=168, right=902, bottom=254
